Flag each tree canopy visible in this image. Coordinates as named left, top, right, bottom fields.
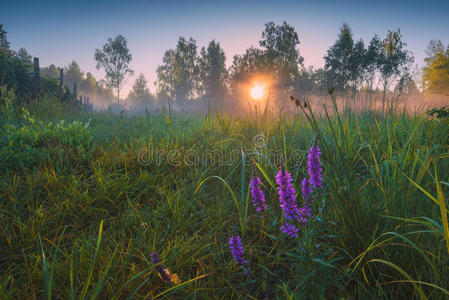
left=422, top=40, right=449, bottom=96
left=95, top=35, right=134, bottom=102
left=198, top=40, right=228, bottom=106
left=128, top=73, right=154, bottom=105
left=0, top=24, right=11, bottom=54
left=156, top=37, right=199, bottom=104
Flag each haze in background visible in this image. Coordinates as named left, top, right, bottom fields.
left=2, top=0, right=448, bottom=96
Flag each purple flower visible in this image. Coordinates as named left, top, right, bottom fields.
left=300, top=177, right=314, bottom=224
left=275, top=170, right=300, bottom=220
left=229, top=235, right=247, bottom=266
left=298, top=204, right=312, bottom=224
left=307, top=145, right=323, bottom=188
left=150, top=251, right=170, bottom=282
left=250, top=177, right=266, bottom=212
left=150, top=252, right=160, bottom=264
left=281, top=222, right=299, bottom=238
left=301, top=177, right=312, bottom=200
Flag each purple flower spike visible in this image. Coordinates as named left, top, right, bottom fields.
left=150, top=252, right=160, bottom=264
left=229, top=236, right=247, bottom=266
left=250, top=177, right=266, bottom=213
left=150, top=251, right=170, bottom=282
left=301, top=177, right=312, bottom=200
left=298, top=204, right=312, bottom=224
left=275, top=170, right=300, bottom=220
left=307, top=145, right=323, bottom=188
left=281, top=222, right=299, bottom=238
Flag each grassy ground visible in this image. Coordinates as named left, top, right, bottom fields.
left=1, top=96, right=448, bottom=299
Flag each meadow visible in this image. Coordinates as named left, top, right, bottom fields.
left=1, top=92, right=448, bottom=299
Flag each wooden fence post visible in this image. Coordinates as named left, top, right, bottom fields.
left=59, top=68, right=64, bottom=92
left=72, top=82, right=77, bottom=102
left=33, top=57, right=40, bottom=94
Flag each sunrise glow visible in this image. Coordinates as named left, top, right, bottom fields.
left=250, top=83, right=266, bottom=100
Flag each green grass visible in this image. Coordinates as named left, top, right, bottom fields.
left=0, top=95, right=448, bottom=299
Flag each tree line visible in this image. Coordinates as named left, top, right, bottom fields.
left=1, top=22, right=448, bottom=112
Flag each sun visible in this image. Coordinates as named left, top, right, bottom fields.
left=250, top=83, right=266, bottom=100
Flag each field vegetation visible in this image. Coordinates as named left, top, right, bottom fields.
left=1, top=20, right=449, bottom=299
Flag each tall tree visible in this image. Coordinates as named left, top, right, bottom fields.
left=294, top=66, right=320, bottom=99
left=156, top=37, right=199, bottom=104
left=128, top=73, right=154, bottom=103
left=259, top=21, right=303, bottom=90
left=95, top=35, right=134, bottom=102
left=350, top=39, right=367, bottom=109
left=324, top=23, right=354, bottom=93
left=198, top=40, right=228, bottom=106
left=422, top=40, right=449, bottom=96
left=0, top=24, right=10, bottom=54
left=229, top=47, right=268, bottom=96
left=364, top=35, right=382, bottom=103
left=156, top=49, right=176, bottom=100
left=64, top=61, right=84, bottom=91
left=41, top=64, right=60, bottom=78
left=377, top=29, right=413, bottom=115
left=80, top=72, right=98, bottom=95
left=16, top=48, right=32, bottom=65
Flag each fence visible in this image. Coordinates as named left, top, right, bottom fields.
left=33, top=57, right=93, bottom=112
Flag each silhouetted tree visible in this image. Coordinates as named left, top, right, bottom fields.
left=229, top=47, right=268, bottom=96
left=350, top=39, right=367, bottom=109
left=64, top=61, right=84, bottom=91
left=15, top=48, right=32, bottom=65
left=128, top=73, right=154, bottom=104
left=324, top=23, right=354, bottom=93
left=95, top=35, right=134, bottom=103
left=198, top=40, right=228, bottom=106
left=377, top=29, right=413, bottom=114
left=230, top=21, right=303, bottom=97
left=0, top=24, right=10, bottom=54
left=41, top=64, right=60, bottom=78
left=364, top=35, right=382, bottom=103
left=156, top=37, right=199, bottom=104
left=80, top=72, right=97, bottom=94
left=260, top=21, right=303, bottom=90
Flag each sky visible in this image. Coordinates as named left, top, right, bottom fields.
left=1, top=0, right=449, bottom=95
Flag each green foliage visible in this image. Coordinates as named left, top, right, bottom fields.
left=0, top=104, right=93, bottom=172
left=41, top=64, right=60, bottom=78
left=198, top=40, right=228, bottom=106
left=324, top=23, right=355, bottom=91
left=426, top=105, right=449, bottom=119
left=156, top=37, right=199, bottom=104
left=15, top=48, right=32, bottom=65
left=0, top=24, right=11, bottom=54
left=423, top=40, right=449, bottom=96
left=127, top=73, right=154, bottom=108
left=95, top=35, right=134, bottom=102
left=64, top=61, right=84, bottom=91
left=1, top=96, right=448, bottom=299
left=230, top=21, right=303, bottom=94
left=0, top=52, right=34, bottom=101
left=259, top=21, right=303, bottom=88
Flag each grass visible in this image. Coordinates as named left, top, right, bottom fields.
left=0, top=94, right=448, bottom=299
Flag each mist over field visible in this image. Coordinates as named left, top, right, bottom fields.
left=1, top=1, right=449, bottom=299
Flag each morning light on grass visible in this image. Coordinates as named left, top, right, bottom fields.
left=1, top=0, right=449, bottom=299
